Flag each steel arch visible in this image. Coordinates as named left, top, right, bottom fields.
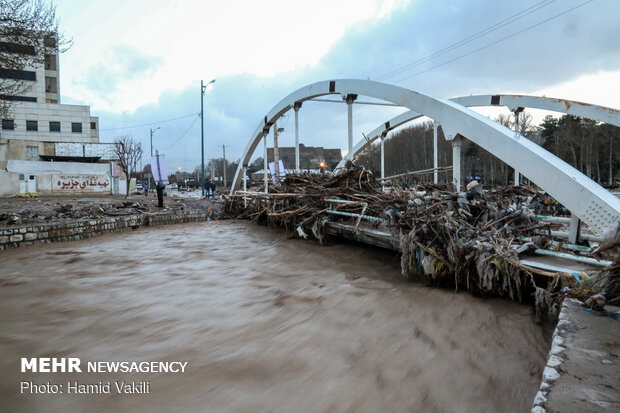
left=231, top=80, right=620, bottom=233
left=336, top=94, right=620, bottom=171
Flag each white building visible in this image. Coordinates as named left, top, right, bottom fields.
left=0, top=35, right=124, bottom=196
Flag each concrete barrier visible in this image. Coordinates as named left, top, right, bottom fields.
left=0, top=210, right=208, bottom=251
left=532, top=298, right=619, bottom=412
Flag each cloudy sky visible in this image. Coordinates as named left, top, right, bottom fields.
left=54, top=0, right=620, bottom=172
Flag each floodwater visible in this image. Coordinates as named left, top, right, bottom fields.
left=0, top=221, right=550, bottom=412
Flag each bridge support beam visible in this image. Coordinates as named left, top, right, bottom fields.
left=294, top=102, right=302, bottom=172
left=513, top=108, right=523, bottom=186
left=568, top=214, right=582, bottom=244
left=263, top=134, right=268, bottom=193
left=380, top=134, right=386, bottom=190
left=346, top=94, right=357, bottom=159
left=242, top=166, right=248, bottom=207
left=452, top=137, right=463, bottom=192
left=433, top=121, right=439, bottom=184
left=273, top=120, right=280, bottom=183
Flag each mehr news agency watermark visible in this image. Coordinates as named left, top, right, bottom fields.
left=19, top=357, right=188, bottom=395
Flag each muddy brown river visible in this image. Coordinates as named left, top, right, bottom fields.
left=0, top=221, right=550, bottom=412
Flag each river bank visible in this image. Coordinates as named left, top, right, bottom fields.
left=0, top=194, right=223, bottom=251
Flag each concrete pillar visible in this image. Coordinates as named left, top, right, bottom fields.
left=452, top=137, right=463, bottom=192
left=433, top=121, right=439, bottom=184
left=222, top=145, right=227, bottom=188
left=294, top=102, right=302, bottom=172
left=345, top=94, right=357, bottom=159
left=513, top=109, right=522, bottom=186
left=263, top=133, right=268, bottom=193
left=380, top=134, right=386, bottom=191
left=380, top=135, right=385, bottom=180
left=242, top=166, right=247, bottom=207
left=568, top=214, right=582, bottom=244
left=273, top=120, right=280, bottom=183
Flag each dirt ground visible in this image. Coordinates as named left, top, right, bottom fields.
left=0, top=192, right=217, bottom=227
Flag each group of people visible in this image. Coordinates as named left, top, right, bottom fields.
left=205, top=181, right=216, bottom=199
left=145, top=181, right=216, bottom=209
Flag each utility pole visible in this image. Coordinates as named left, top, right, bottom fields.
left=221, top=145, right=227, bottom=188
left=200, top=79, right=215, bottom=196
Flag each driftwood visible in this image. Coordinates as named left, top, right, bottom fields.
left=224, top=167, right=616, bottom=317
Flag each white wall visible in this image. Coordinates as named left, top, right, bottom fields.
left=3, top=160, right=123, bottom=195
left=0, top=171, right=19, bottom=197
left=7, top=160, right=111, bottom=175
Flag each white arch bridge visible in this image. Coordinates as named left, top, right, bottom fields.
left=230, top=79, right=620, bottom=236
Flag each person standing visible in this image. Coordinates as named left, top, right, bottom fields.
left=209, top=182, right=216, bottom=199
left=156, top=181, right=165, bottom=208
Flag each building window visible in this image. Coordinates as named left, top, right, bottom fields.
left=44, top=37, right=57, bottom=48
left=26, top=120, right=38, bottom=131
left=0, top=42, right=35, bottom=55
left=2, top=119, right=15, bottom=130
left=45, top=99, right=58, bottom=103
left=72, top=122, right=82, bottom=133
left=90, top=121, right=97, bottom=130
left=45, top=76, right=57, bottom=93
left=45, top=54, right=57, bottom=70
left=0, top=69, right=36, bottom=81
left=26, top=146, right=39, bottom=160
left=0, top=95, right=36, bottom=102
left=50, top=121, right=60, bottom=132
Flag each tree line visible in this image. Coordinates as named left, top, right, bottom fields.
left=355, top=112, right=619, bottom=188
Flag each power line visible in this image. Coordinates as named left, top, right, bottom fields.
left=375, top=0, right=555, bottom=81
left=99, top=113, right=198, bottom=131
left=393, top=0, right=594, bottom=84
left=299, top=1, right=556, bottom=116
left=161, top=115, right=200, bottom=150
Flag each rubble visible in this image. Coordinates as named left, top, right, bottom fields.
left=0, top=195, right=224, bottom=226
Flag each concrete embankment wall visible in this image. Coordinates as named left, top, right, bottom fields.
left=0, top=210, right=208, bottom=251
left=531, top=297, right=619, bottom=412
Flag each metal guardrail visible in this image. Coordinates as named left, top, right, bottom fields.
left=533, top=215, right=572, bottom=224
left=378, top=166, right=453, bottom=182
left=324, top=199, right=385, bottom=224
left=532, top=248, right=613, bottom=268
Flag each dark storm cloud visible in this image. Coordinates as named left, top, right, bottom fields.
left=316, top=0, right=620, bottom=95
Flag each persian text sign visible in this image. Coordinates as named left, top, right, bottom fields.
left=52, top=175, right=111, bottom=193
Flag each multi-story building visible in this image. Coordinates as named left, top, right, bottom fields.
left=0, top=35, right=124, bottom=196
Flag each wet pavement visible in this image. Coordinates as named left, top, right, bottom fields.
left=0, top=221, right=550, bottom=412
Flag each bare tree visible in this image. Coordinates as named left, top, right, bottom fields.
left=114, top=135, right=143, bottom=197
left=0, top=0, right=71, bottom=117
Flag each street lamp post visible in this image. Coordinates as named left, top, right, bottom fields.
left=150, top=127, right=160, bottom=158
left=201, top=79, right=216, bottom=196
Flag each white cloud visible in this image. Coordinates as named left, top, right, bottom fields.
left=57, top=0, right=410, bottom=112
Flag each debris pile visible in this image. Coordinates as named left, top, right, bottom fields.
left=0, top=197, right=223, bottom=226
left=225, top=167, right=618, bottom=315
left=571, top=222, right=620, bottom=317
